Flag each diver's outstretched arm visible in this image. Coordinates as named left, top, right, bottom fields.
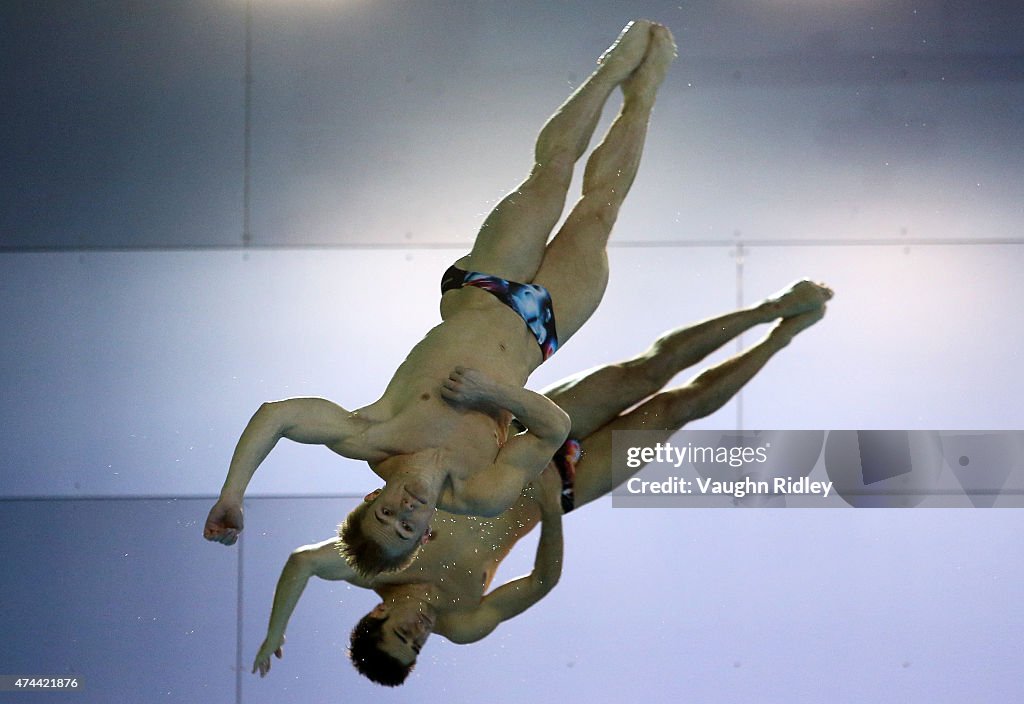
left=253, top=538, right=363, bottom=677
left=204, top=399, right=379, bottom=545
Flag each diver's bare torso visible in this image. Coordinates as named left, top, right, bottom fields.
left=370, top=492, right=545, bottom=637
left=343, top=287, right=545, bottom=486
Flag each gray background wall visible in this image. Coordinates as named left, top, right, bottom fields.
left=1, top=1, right=1022, bottom=702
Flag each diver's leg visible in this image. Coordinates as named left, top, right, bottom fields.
left=571, top=305, right=828, bottom=509
left=544, top=280, right=833, bottom=438
left=461, top=21, right=652, bottom=281
left=531, top=24, right=675, bottom=343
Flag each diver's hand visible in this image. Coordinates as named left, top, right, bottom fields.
left=440, top=366, right=501, bottom=411
left=203, top=498, right=244, bottom=545
left=252, top=634, right=285, bottom=677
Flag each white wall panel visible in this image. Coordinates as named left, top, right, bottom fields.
left=741, top=244, right=1024, bottom=429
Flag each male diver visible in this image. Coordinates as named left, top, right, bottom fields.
left=249, top=281, right=833, bottom=685
left=203, top=21, right=677, bottom=578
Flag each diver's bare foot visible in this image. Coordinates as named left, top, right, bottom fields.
left=770, top=305, right=827, bottom=345
left=595, top=20, right=653, bottom=83
left=763, top=280, right=834, bottom=319
left=622, top=23, right=676, bottom=103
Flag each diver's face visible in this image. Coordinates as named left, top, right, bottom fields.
left=361, top=481, right=435, bottom=555
left=371, top=603, right=435, bottom=666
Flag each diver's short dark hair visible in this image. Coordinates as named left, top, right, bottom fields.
left=348, top=614, right=414, bottom=687
left=335, top=502, right=422, bottom=579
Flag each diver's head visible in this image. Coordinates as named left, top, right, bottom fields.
left=348, top=601, right=435, bottom=686
left=336, top=480, right=434, bottom=579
